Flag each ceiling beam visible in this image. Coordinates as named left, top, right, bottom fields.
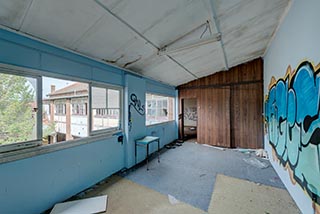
left=158, top=33, right=221, bottom=56
left=94, top=0, right=159, bottom=50
left=166, top=55, right=198, bottom=79
left=205, top=0, right=229, bottom=70
left=94, top=0, right=198, bottom=79
left=18, top=0, right=35, bottom=30
left=163, top=22, right=208, bottom=49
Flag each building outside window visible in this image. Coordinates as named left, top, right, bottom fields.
left=43, top=79, right=89, bottom=144
left=55, top=103, right=66, bottom=115
left=0, top=69, right=123, bottom=153
left=146, top=93, right=175, bottom=125
left=91, top=86, right=121, bottom=131
left=42, top=78, right=122, bottom=144
left=72, top=103, right=87, bottom=116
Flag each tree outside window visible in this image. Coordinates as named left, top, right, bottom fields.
left=0, top=73, right=37, bottom=145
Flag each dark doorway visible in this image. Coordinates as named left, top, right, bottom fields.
left=182, top=98, right=197, bottom=140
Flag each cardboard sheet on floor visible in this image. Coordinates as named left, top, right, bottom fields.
left=50, top=195, right=108, bottom=214
left=208, top=174, right=300, bottom=214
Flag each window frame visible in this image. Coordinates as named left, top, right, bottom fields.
left=145, top=92, right=175, bottom=126
left=55, top=103, right=67, bottom=115
left=0, top=68, right=43, bottom=153
left=0, top=64, right=123, bottom=158
left=89, top=82, right=123, bottom=136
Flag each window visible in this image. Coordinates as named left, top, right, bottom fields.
left=72, top=103, right=87, bottom=116
left=42, top=77, right=89, bottom=144
left=55, top=103, right=66, bottom=115
left=0, top=68, right=123, bottom=155
left=146, top=93, right=175, bottom=125
left=0, top=72, right=40, bottom=152
left=91, top=86, right=121, bottom=132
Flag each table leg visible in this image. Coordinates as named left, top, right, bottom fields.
left=157, top=139, right=160, bottom=163
left=135, top=142, right=137, bottom=165
left=146, top=144, right=149, bottom=171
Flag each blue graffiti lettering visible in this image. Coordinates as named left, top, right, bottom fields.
left=265, top=61, right=320, bottom=205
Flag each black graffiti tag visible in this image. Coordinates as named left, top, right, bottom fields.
left=130, top=93, right=145, bottom=116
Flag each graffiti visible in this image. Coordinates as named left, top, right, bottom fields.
left=184, top=107, right=197, bottom=122
left=130, top=93, right=145, bottom=116
left=128, top=93, right=145, bottom=132
left=265, top=61, right=320, bottom=206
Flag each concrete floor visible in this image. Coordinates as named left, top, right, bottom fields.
left=122, top=141, right=285, bottom=212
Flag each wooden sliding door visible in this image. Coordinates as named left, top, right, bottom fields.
left=231, top=83, right=263, bottom=149
left=198, top=87, right=231, bottom=147
left=178, top=58, right=264, bottom=149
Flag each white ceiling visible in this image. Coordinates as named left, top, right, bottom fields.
left=0, top=0, right=290, bottom=86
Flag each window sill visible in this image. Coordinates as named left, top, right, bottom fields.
left=0, top=131, right=122, bottom=164
left=146, top=120, right=175, bottom=127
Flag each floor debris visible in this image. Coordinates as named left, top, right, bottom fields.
left=168, top=194, right=180, bottom=205
left=202, top=144, right=226, bottom=151
left=269, top=176, right=281, bottom=183
left=236, top=148, right=254, bottom=154
left=50, top=195, right=108, bottom=214
left=125, top=141, right=285, bottom=211
left=165, top=140, right=183, bottom=149
left=208, top=174, right=300, bottom=214
left=243, top=157, right=269, bottom=169
left=255, top=149, right=268, bottom=158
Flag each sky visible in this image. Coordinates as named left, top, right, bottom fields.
left=42, top=77, right=76, bottom=98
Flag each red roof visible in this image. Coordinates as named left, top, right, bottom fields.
left=48, top=83, right=88, bottom=97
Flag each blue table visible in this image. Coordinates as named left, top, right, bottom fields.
left=135, top=136, right=160, bottom=170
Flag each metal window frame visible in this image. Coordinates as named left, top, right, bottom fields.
left=0, top=63, right=123, bottom=159
left=90, top=82, right=123, bottom=136
left=145, top=92, right=175, bottom=126
left=0, top=68, right=42, bottom=153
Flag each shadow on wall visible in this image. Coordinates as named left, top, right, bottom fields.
left=265, top=61, right=320, bottom=212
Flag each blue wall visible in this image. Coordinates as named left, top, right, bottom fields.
left=124, top=74, right=147, bottom=168
left=264, top=0, right=320, bottom=213
left=0, top=29, right=177, bottom=213
left=0, top=137, right=124, bottom=213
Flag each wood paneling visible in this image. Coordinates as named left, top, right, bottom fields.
left=231, top=83, right=263, bottom=148
left=178, top=58, right=263, bottom=148
left=197, top=88, right=231, bottom=147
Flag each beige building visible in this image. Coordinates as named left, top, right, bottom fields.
left=43, top=83, right=120, bottom=144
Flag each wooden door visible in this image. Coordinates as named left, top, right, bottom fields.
left=197, top=87, right=231, bottom=147
left=231, top=83, right=263, bottom=148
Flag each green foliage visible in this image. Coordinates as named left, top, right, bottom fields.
left=42, top=121, right=56, bottom=140
left=0, top=73, right=36, bottom=145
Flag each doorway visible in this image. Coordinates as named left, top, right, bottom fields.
left=182, top=98, right=197, bottom=140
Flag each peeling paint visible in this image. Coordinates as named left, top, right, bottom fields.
left=0, top=0, right=291, bottom=86
left=123, top=55, right=142, bottom=68
left=102, top=54, right=124, bottom=64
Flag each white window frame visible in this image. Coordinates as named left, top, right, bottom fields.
left=0, top=64, right=123, bottom=162
left=90, top=82, right=123, bottom=135
left=145, top=92, right=175, bottom=126
left=0, top=69, right=42, bottom=153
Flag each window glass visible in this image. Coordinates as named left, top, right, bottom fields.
left=42, top=77, right=89, bottom=144
left=92, top=86, right=121, bottom=131
left=108, top=89, right=120, bottom=108
left=146, top=93, right=175, bottom=125
left=0, top=69, right=124, bottom=154
left=0, top=73, right=37, bottom=145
